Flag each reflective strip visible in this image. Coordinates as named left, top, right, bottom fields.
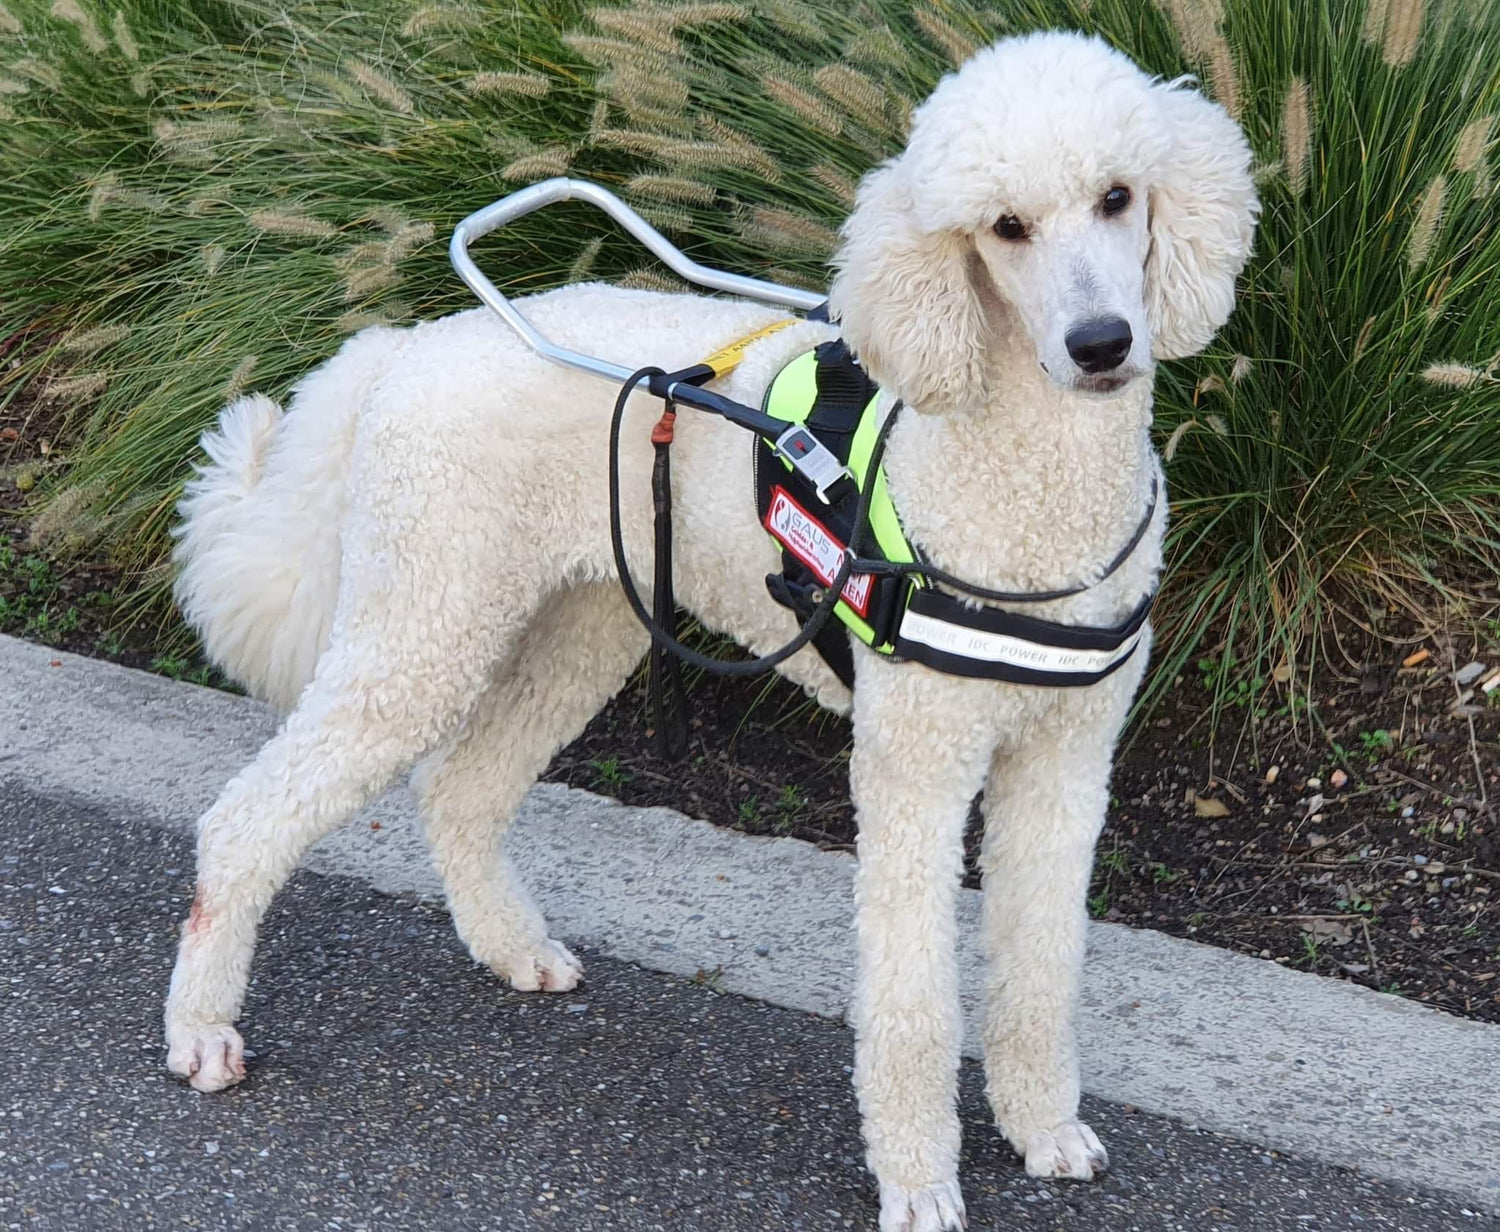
left=699, top=318, right=799, bottom=379
left=897, top=608, right=1144, bottom=675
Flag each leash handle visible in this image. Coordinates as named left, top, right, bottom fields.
left=451, top=178, right=824, bottom=387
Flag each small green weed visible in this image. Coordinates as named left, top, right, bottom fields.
left=0, top=545, right=102, bottom=641
left=773, top=784, right=807, bottom=835
left=690, top=965, right=725, bottom=992
left=589, top=756, right=633, bottom=789
left=1196, top=656, right=1265, bottom=711
left=1357, top=729, right=1396, bottom=764
left=1299, top=933, right=1321, bottom=967
left=1275, top=694, right=1311, bottom=721
left=149, top=655, right=216, bottom=687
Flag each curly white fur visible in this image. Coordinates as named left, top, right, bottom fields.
left=165, top=31, right=1256, bottom=1232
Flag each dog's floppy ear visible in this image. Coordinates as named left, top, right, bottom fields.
left=827, top=160, right=989, bottom=415
left=1144, top=81, right=1259, bottom=360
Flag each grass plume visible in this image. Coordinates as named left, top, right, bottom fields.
left=1421, top=362, right=1489, bottom=388
left=618, top=266, right=688, bottom=292
left=764, top=75, right=843, bottom=135
left=58, top=323, right=132, bottom=356
left=568, top=235, right=606, bottom=282
left=814, top=64, right=892, bottom=130
left=913, top=6, right=978, bottom=65
left=42, top=371, right=109, bottom=403
left=1406, top=174, right=1446, bottom=269
left=402, top=6, right=484, bottom=37
left=346, top=60, right=414, bottom=114
left=222, top=356, right=259, bottom=400
left=626, top=173, right=717, bottom=205
left=589, top=6, right=681, bottom=55
left=249, top=210, right=338, bottom=239
left=110, top=11, right=139, bottom=59
left=50, top=0, right=106, bottom=53
left=500, top=145, right=573, bottom=180
left=1281, top=77, right=1312, bottom=196
left=466, top=70, right=551, bottom=97
left=1381, top=0, right=1425, bottom=67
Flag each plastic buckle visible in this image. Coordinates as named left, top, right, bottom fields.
left=773, top=425, right=853, bottom=504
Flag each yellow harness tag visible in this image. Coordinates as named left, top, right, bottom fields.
left=697, top=318, right=798, bottom=379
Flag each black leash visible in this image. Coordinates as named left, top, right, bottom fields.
left=851, top=476, right=1159, bottom=603
left=647, top=398, right=691, bottom=758
left=609, top=367, right=880, bottom=684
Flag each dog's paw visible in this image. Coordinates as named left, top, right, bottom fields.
left=1024, top=1120, right=1109, bottom=1181
left=166, top=1021, right=247, bottom=1093
left=878, top=1179, right=966, bottom=1232
left=489, top=937, right=583, bottom=993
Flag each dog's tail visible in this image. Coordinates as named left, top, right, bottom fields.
left=173, top=375, right=361, bottom=713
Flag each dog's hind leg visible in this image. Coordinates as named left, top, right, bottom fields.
left=976, top=682, right=1137, bottom=1182
left=413, top=584, right=648, bottom=992
left=164, top=589, right=527, bottom=1093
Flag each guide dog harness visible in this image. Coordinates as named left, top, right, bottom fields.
left=752, top=337, right=1158, bottom=691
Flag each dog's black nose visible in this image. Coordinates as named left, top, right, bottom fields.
left=1065, top=317, right=1133, bottom=373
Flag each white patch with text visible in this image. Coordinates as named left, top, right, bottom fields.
left=764, top=486, right=873, bottom=616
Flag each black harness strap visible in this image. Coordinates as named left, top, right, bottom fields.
left=891, top=584, right=1152, bottom=686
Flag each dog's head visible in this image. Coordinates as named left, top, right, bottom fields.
left=828, top=30, right=1259, bottom=412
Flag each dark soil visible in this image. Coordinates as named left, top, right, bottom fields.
left=5, top=396, right=1499, bottom=1024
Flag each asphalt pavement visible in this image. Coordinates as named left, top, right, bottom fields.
left=1, top=785, right=1491, bottom=1231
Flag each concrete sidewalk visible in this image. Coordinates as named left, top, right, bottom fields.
left=2, top=633, right=1498, bottom=1214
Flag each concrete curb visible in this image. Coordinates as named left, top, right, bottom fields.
left=3, top=633, right=1497, bottom=1211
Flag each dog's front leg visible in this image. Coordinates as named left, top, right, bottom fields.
left=977, top=688, right=1135, bottom=1182
left=849, top=660, right=996, bottom=1232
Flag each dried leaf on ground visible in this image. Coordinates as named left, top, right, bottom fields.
left=1305, top=919, right=1354, bottom=946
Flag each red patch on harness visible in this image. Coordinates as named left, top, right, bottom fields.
left=763, top=485, right=873, bottom=617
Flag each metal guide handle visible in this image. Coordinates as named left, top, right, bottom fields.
left=449, top=177, right=827, bottom=385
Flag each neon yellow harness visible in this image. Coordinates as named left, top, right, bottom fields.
left=759, top=347, right=916, bottom=652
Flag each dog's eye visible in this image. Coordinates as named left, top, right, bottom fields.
left=1101, top=185, right=1131, bottom=216
left=994, top=214, right=1028, bottom=241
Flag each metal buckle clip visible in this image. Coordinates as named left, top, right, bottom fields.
left=773, top=425, right=852, bottom=504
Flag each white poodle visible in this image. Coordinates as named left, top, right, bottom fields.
left=165, top=30, right=1256, bottom=1232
